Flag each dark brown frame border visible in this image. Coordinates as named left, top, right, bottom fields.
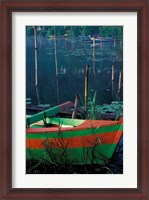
left=0, top=0, right=148, bottom=199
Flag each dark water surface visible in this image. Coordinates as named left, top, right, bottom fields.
left=26, top=36, right=123, bottom=106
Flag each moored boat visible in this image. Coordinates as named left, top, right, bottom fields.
left=26, top=104, right=123, bottom=165
left=89, top=35, right=117, bottom=42
left=89, top=34, right=103, bottom=41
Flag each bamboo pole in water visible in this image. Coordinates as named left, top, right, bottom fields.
left=84, top=64, right=89, bottom=112
left=93, top=37, right=95, bottom=47
left=54, top=26, right=60, bottom=104
left=114, top=38, right=116, bottom=63
left=93, top=45, right=96, bottom=79
left=112, top=64, right=114, bottom=98
left=112, top=79, right=114, bottom=98
left=118, top=70, right=122, bottom=94
left=100, top=39, right=103, bottom=69
left=72, top=95, right=79, bottom=119
left=114, top=38, right=116, bottom=49
left=112, top=64, right=114, bottom=81
left=120, top=40, right=123, bottom=61
left=34, top=26, right=40, bottom=105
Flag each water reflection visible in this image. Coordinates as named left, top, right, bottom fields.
left=26, top=36, right=123, bottom=106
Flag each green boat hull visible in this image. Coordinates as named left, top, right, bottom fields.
left=26, top=117, right=123, bottom=165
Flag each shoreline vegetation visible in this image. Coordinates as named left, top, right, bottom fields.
left=26, top=26, right=123, bottom=39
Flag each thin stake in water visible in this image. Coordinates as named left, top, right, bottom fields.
left=118, top=70, right=122, bottom=94
left=93, top=37, right=96, bottom=47
left=54, top=26, right=60, bottom=104
left=114, top=38, right=116, bottom=48
left=34, top=26, right=40, bottom=105
left=112, top=64, right=115, bottom=98
left=84, top=64, right=89, bottom=112
left=112, top=79, right=114, bottom=98
left=72, top=95, right=80, bottom=119
left=93, top=45, right=96, bottom=79
left=112, top=64, right=114, bottom=81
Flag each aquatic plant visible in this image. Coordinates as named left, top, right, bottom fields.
left=97, top=101, right=123, bottom=120
left=88, top=91, right=97, bottom=120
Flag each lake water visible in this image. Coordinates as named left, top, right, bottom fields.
left=26, top=36, right=123, bottom=106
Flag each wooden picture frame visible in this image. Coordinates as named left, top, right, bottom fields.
left=1, top=0, right=148, bottom=199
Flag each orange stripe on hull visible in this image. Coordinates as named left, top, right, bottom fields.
left=26, top=130, right=123, bottom=149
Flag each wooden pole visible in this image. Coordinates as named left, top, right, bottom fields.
left=114, top=38, right=116, bottom=63
left=93, top=37, right=95, bottom=47
left=93, top=45, right=96, bottom=79
left=34, top=26, right=40, bottom=105
left=100, top=39, right=102, bottom=68
left=112, top=64, right=114, bottom=81
left=54, top=26, right=60, bottom=105
left=72, top=95, right=80, bottom=119
left=100, top=38, right=103, bottom=51
left=118, top=70, right=122, bottom=94
left=112, top=79, right=114, bottom=98
left=114, top=38, right=116, bottom=48
left=84, top=64, right=89, bottom=112
left=120, top=40, right=123, bottom=59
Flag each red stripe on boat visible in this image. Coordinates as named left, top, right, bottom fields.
left=26, top=130, right=123, bottom=149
